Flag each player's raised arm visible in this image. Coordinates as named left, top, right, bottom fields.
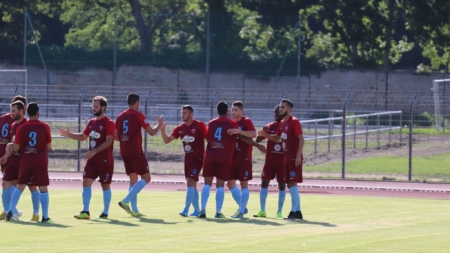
left=144, top=115, right=164, bottom=136
left=239, top=135, right=266, bottom=154
left=59, top=127, right=88, bottom=141
left=160, top=121, right=175, bottom=144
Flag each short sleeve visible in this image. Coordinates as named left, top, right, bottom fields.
left=244, top=118, right=256, bottom=131
left=138, top=112, right=150, bottom=129
left=46, top=124, right=52, bottom=143
left=83, top=121, right=91, bottom=136
left=106, top=120, right=115, bottom=136
left=171, top=125, right=180, bottom=139
left=293, top=119, right=303, bottom=136
left=14, top=125, right=22, bottom=144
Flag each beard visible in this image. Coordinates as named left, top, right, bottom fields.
left=93, top=109, right=103, bottom=116
left=280, top=112, right=288, bottom=118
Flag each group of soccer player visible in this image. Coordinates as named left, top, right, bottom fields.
left=0, top=92, right=304, bottom=223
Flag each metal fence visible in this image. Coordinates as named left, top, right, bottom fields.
left=0, top=84, right=449, bottom=183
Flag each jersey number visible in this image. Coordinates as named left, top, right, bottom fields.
left=29, top=132, right=37, bottom=147
left=1, top=124, right=8, bottom=137
left=123, top=120, right=129, bottom=134
left=214, top=127, right=222, bottom=141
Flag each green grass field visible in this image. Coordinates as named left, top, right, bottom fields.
left=3, top=190, right=450, bottom=252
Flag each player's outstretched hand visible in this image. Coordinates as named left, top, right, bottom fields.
left=257, top=129, right=268, bottom=137
left=262, top=126, right=269, bottom=132
left=59, top=128, right=70, bottom=137
left=160, top=121, right=168, bottom=131
left=84, top=150, right=96, bottom=160
left=155, top=115, right=164, bottom=126
left=257, top=144, right=267, bottom=154
left=227, top=128, right=240, bottom=135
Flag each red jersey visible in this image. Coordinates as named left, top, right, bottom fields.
left=233, top=116, right=256, bottom=163
left=83, top=116, right=115, bottom=163
left=14, top=120, right=51, bottom=169
left=115, top=109, right=150, bottom=157
left=276, top=116, right=303, bottom=164
left=171, top=120, right=207, bottom=159
left=263, top=121, right=284, bottom=166
left=205, top=116, right=238, bottom=164
left=9, top=118, right=28, bottom=162
left=0, top=113, right=14, bottom=158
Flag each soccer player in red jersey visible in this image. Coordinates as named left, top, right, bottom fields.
left=198, top=101, right=238, bottom=218
left=5, top=103, right=54, bottom=223
left=226, top=101, right=257, bottom=219
left=1, top=96, right=40, bottom=221
left=253, top=105, right=286, bottom=219
left=0, top=101, right=15, bottom=220
left=258, top=99, right=304, bottom=220
left=59, top=96, right=115, bottom=219
left=115, top=93, right=163, bottom=217
left=160, top=105, right=208, bottom=217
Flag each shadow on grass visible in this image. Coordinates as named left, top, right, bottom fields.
left=6, top=221, right=72, bottom=228
left=285, top=219, right=336, bottom=227
left=138, top=217, right=179, bottom=225
left=194, top=217, right=283, bottom=226
left=90, top=218, right=139, bottom=227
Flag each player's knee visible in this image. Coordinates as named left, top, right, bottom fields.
left=278, top=183, right=286, bottom=191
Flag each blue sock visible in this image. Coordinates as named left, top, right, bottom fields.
left=239, top=188, right=249, bottom=214
left=201, top=185, right=211, bottom=210
left=191, top=189, right=200, bottom=213
left=102, top=189, right=111, bottom=215
left=2, top=188, right=11, bottom=212
left=9, top=189, right=22, bottom=214
left=296, top=192, right=301, bottom=211
left=289, top=186, right=299, bottom=212
left=124, top=179, right=146, bottom=203
left=260, top=188, right=268, bottom=212
left=40, top=192, right=49, bottom=219
left=278, top=190, right=286, bottom=213
left=82, top=186, right=92, bottom=212
left=215, top=187, right=224, bottom=213
left=183, top=186, right=194, bottom=213
left=10, top=186, right=18, bottom=213
left=128, top=186, right=139, bottom=213
left=230, top=186, right=241, bottom=207
left=31, top=190, right=40, bottom=214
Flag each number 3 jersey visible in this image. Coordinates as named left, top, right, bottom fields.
left=171, top=120, right=208, bottom=159
left=205, top=116, right=239, bottom=164
left=276, top=115, right=303, bottom=164
left=0, top=113, right=14, bottom=158
left=115, top=109, right=150, bottom=157
left=14, top=120, right=51, bottom=169
left=83, top=116, right=115, bottom=163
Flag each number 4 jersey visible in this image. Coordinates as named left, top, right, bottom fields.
left=205, top=116, right=238, bottom=164
left=83, top=116, right=115, bottom=163
left=14, top=119, right=52, bottom=169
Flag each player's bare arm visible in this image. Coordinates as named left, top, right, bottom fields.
left=255, top=126, right=269, bottom=143
left=59, top=128, right=89, bottom=141
left=145, top=115, right=164, bottom=136
left=257, top=129, right=280, bottom=143
left=295, top=134, right=305, bottom=167
left=159, top=122, right=175, bottom=144
left=227, top=128, right=257, bottom=138
left=240, top=135, right=266, bottom=154
left=113, top=129, right=120, bottom=141
left=84, top=135, right=114, bottom=160
left=12, top=143, right=20, bottom=153
left=47, top=142, right=52, bottom=151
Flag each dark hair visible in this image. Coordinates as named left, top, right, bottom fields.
left=93, top=96, right=108, bottom=109
left=232, top=101, right=244, bottom=110
left=12, top=95, right=27, bottom=105
left=281, top=99, right=294, bottom=108
left=217, top=101, right=228, bottom=116
left=27, top=102, right=39, bottom=117
left=274, top=105, right=280, bottom=112
left=182, top=105, right=194, bottom=113
left=127, top=93, right=140, bottom=105
left=11, top=101, right=25, bottom=112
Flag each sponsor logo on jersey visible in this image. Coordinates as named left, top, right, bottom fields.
left=282, top=142, right=286, bottom=149
left=24, top=146, right=37, bottom=154
left=184, top=144, right=192, bottom=152
left=90, top=140, right=96, bottom=148
left=274, top=144, right=282, bottom=152
left=89, top=131, right=101, bottom=139
left=181, top=135, right=195, bottom=143
left=281, top=132, right=287, bottom=140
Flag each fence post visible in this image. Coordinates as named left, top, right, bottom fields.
left=353, top=116, right=356, bottom=150
left=388, top=113, right=392, bottom=146
left=12, top=87, right=19, bottom=99
left=314, top=121, right=318, bottom=154
left=341, top=92, right=352, bottom=179
left=144, top=90, right=153, bottom=157
left=365, top=115, right=369, bottom=149
left=77, top=88, right=87, bottom=172
left=377, top=115, right=380, bottom=149
left=399, top=113, right=403, bottom=144
left=210, top=90, right=219, bottom=120
left=408, top=93, right=419, bottom=181
left=277, top=91, right=286, bottom=104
